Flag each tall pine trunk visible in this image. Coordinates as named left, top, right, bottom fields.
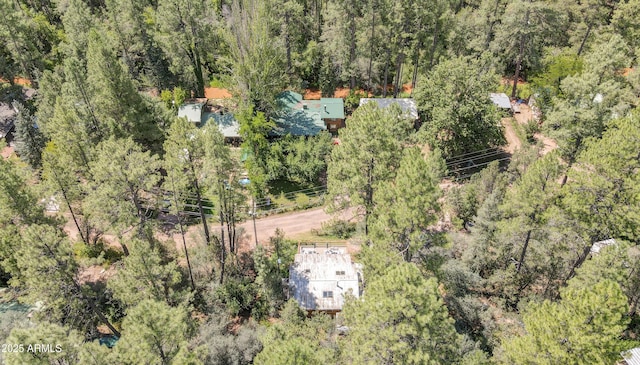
left=511, top=8, right=529, bottom=98
left=382, top=47, right=391, bottom=97
left=170, top=176, right=195, bottom=291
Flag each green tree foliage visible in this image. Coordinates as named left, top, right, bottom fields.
left=327, top=102, right=412, bottom=235
left=491, top=0, right=568, bottom=97
left=12, top=224, right=119, bottom=337
left=192, top=314, right=262, bottom=365
left=265, top=131, right=332, bottom=186
left=493, top=152, right=563, bottom=303
left=155, top=0, right=219, bottom=97
left=255, top=299, right=337, bottom=364
left=543, top=33, right=634, bottom=167
left=164, top=117, right=214, bottom=247
left=341, top=263, right=460, bottom=364
left=104, top=0, right=172, bottom=89
left=612, top=0, right=640, bottom=61
left=108, top=238, right=184, bottom=308
left=562, top=113, right=640, bottom=242
left=370, top=147, right=445, bottom=261
left=41, top=141, right=91, bottom=245
left=497, top=280, right=631, bottom=364
left=224, top=0, right=287, bottom=113
left=84, top=137, right=161, bottom=254
left=238, top=107, right=275, bottom=196
left=415, top=56, right=503, bottom=158
left=86, top=30, right=163, bottom=149
left=115, top=300, right=203, bottom=364
left=12, top=101, right=45, bottom=168
left=568, top=241, right=640, bottom=316
left=0, top=0, right=58, bottom=83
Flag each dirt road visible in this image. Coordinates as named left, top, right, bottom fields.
left=238, top=207, right=356, bottom=250
left=504, top=103, right=557, bottom=155
left=501, top=117, right=521, bottom=154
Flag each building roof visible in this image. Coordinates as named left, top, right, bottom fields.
left=622, top=347, right=640, bottom=365
left=490, top=93, right=512, bottom=109
left=177, top=102, right=204, bottom=123
left=274, top=91, right=345, bottom=136
left=359, top=98, right=418, bottom=119
left=315, top=98, right=345, bottom=119
left=201, top=111, right=240, bottom=138
left=277, top=91, right=304, bottom=109
left=272, top=109, right=326, bottom=136
left=591, top=238, right=617, bottom=254
left=289, top=246, right=361, bottom=311
left=0, top=103, right=16, bottom=139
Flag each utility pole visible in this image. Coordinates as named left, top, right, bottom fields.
left=252, top=196, right=258, bottom=247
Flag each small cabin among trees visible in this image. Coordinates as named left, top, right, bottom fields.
left=289, top=245, right=362, bottom=315
left=275, top=91, right=345, bottom=136
left=177, top=100, right=241, bottom=144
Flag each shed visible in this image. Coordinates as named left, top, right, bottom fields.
left=490, top=93, right=512, bottom=110
left=289, top=246, right=362, bottom=314
left=177, top=102, right=204, bottom=123
left=359, top=98, right=418, bottom=120
left=201, top=111, right=241, bottom=145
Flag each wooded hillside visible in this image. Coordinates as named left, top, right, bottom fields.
left=1, top=0, right=640, bottom=364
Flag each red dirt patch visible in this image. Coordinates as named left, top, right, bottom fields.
left=1, top=146, right=14, bottom=159
left=205, top=87, right=232, bottom=99
left=333, top=87, right=374, bottom=98
left=0, top=77, right=32, bottom=86
left=304, top=89, right=322, bottom=100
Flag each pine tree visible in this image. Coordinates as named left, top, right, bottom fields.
left=114, top=300, right=203, bottom=364
left=341, top=263, right=461, bottom=364
left=107, top=238, right=184, bottom=308
left=83, top=137, right=162, bottom=255
left=371, top=147, right=445, bottom=262
left=497, top=280, right=631, bottom=364
left=12, top=102, right=45, bottom=168
left=326, top=102, right=412, bottom=236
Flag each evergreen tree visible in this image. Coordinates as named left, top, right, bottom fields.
left=12, top=101, right=45, bottom=168
left=326, top=102, right=412, bottom=236
left=83, top=137, right=162, bottom=255
left=341, top=263, right=461, bottom=364
left=108, top=238, right=184, bottom=308
left=115, top=300, right=203, bottom=364
left=371, top=147, right=445, bottom=262
left=414, top=56, right=503, bottom=159
left=255, top=299, right=337, bottom=364
left=155, top=0, right=219, bottom=97
left=497, top=280, right=631, bottom=364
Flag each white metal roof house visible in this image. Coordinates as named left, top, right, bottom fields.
left=177, top=102, right=205, bottom=124
left=289, top=245, right=362, bottom=314
left=490, top=93, right=513, bottom=111
left=359, top=98, right=419, bottom=120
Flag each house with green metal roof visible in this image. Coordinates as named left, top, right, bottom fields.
left=274, top=91, right=345, bottom=136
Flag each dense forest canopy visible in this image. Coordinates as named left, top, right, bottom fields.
left=1, top=0, right=640, bottom=364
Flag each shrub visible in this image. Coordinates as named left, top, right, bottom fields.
left=524, top=119, right=540, bottom=143
left=294, top=193, right=311, bottom=209
left=318, top=219, right=357, bottom=239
